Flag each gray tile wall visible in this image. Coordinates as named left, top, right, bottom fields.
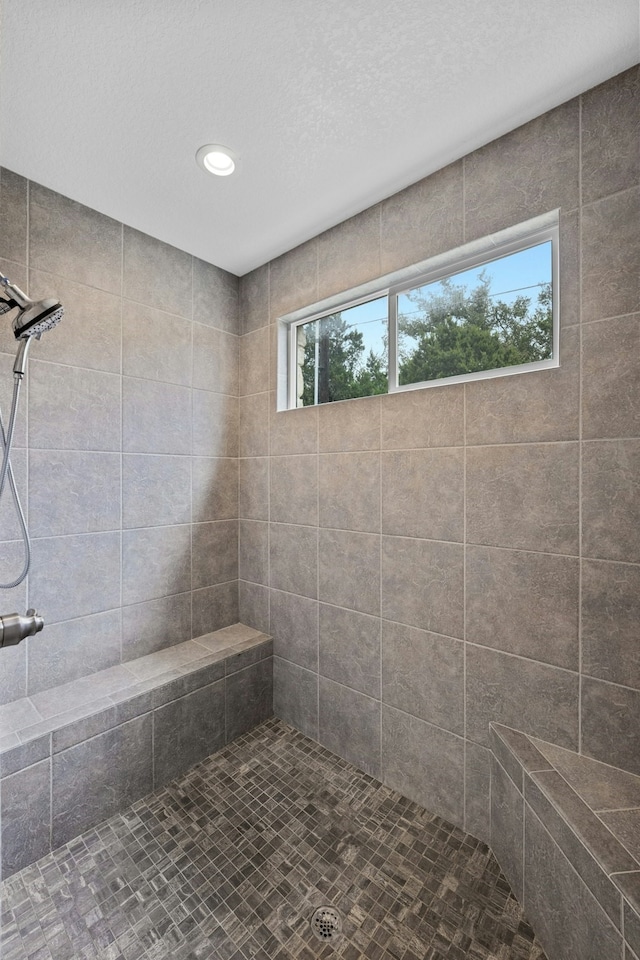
left=0, top=171, right=240, bottom=704
left=238, top=65, right=640, bottom=840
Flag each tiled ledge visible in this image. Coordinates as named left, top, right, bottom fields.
left=0, top=623, right=270, bottom=757
left=0, top=623, right=273, bottom=879
left=490, top=722, right=640, bottom=960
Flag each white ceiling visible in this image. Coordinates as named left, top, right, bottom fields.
left=1, top=1, right=638, bottom=277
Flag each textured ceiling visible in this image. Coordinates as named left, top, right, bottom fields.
left=1, top=0, right=638, bottom=276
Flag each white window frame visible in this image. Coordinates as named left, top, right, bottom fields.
left=280, top=210, right=560, bottom=412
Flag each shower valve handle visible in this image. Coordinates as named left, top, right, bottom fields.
left=0, top=609, right=44, bottom=647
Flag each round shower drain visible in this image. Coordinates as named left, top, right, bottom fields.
left=310, top=905, right=342, bottom=942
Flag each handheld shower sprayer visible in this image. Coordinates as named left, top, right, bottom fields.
left=0, top=274, right=64, bottom=341
left=0, top=272, right=64, bottom=627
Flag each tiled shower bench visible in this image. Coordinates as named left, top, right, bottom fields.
left=0, top=623, right=273, bottom=879
left=490, top=722, right=640, bottom=960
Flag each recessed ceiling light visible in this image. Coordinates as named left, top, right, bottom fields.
left=196, top=144, right=238, bottom=177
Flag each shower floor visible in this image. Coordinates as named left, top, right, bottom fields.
left=0, top=718, right=547, bottom=960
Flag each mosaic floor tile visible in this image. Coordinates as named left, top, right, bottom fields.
left=0, top=718, right=547, bottom=959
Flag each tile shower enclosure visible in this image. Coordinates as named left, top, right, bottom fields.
left=1, top=66, right=639, bottom=844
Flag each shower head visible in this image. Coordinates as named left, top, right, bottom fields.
left=0, top=274, right=64, bottom=339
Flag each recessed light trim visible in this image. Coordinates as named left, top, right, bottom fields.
left=196, top=144, right=238, bottom=177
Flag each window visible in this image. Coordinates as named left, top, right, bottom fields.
left=284, top=212, right=558, bottom=410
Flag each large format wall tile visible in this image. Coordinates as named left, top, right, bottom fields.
left=239, top=392, right=270, bottom=457
left=239, top=264, right=269, bottom=334
left=271, top=455, right=318, bottom=526
left=466, top=645, right=579, bottom=749
left=466, top=546, right=579, bottom=670
left=382, top=620, right=463, bottom=734
left=123, top=454, right=191, bottom=529
left=381, top=448, right=463, bottom=542
left=270, top=402, right=318, bottom=456
left=465, top=326, right=580, bottom=445
left=52, top=715, right=153, bottom=848
left=464, top=741, right=491, bottom=843
left=238, top=519, right=268, bottom=585
left=270, top=523, right=318, bottom=599
left=29, top=361, right=121, bottom=451
left=466, top=442, right=579, bottom=555
left=581, top=66, right=640, bottom=205
left=319, top=677, right=381, bottom=779
left=319, top=452, right=380, bottom=533
left=239, top=581, right=269, bottom=634
left=0, top=168, right=28, bottom=264
left=153, top=681, right=225, bottom=786
left=381, top=161, right=464, bottom=274
left=123, top=377, right=191, bottom=456
left=317, top=206, right=381, bottom=300
left=524, top=806, right=622, bottom=960
left=192, top=520, right=238, bottom=589
left=582, top=315, right=640, bottom=440
left=382, top=706, right=464, bottom=827
left=381, top=536, right=463, bottom=637
left=270, top=589, right=318, bottom=672
left=192, top=581, right=238, bottom=637
left=238, top=457, right=268, bottom=520
left=318, top=394, right=380, bottom=453
left=582, top=559, right=640, bottom=690
left=193, top=391, right=238, bottom=458
left=123, top=227, right=192, bottom=318
left=0, top=639, right=26, bottom=706
left=491, top=756, right=524, bottom=903
left=193, top=323, right=239, bottom=396
left=273, top=657, right=318, bottom=739
left=582, top=440, right=640, bottom=563
left=30, top=531, right=121, bottom=623
left=122, top=524, right=191, bottom=605
left=582, top=187, right=640, bottom=324
left=319, top=604, right=380, bottom=698
left=581, top=678, right=640, bottom=776
left=0, top=449, right=26, bottom=541
left=29, top=271, right=122, bottom=374
left=226, top=659, right=273, bottom=741
left=27, top=609, right=121, bottom=694
left=123, top=301, right=192, bottom=386
left=122, top=593, right=191, bottom=660
left=239, top=326, right=270, bottom=396
left=1, top=759, right=51, bottom=878
left=269, top=240, right=317, bottom=320
left=464, top=98, right=580, bottom=240
left=30, top=182, right=122, bottom=293
left=192, top=256, right=239, bottom=334
left=380, top=384, right=464, bottom=450
left=319, top=528, right=380, bottom=615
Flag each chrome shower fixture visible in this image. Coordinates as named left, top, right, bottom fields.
left=0, top=609, right=44, bottom=647
left=0, top=271, right=64, bottom=597
left=0, top=273, right=64, bottom=339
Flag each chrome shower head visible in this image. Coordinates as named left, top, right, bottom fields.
left=0, top=274, right=64, bottom=339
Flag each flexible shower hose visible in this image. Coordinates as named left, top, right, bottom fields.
left=0, top=375, right=31, bottom=588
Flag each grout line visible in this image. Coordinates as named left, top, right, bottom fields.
left=24, top=177, right=32, bottom=691
left=190, top=255, right=194, bottom=640
left=316, top=354, right=320, bottom=744
left=379, top=395, right=383, bottom=778
left=462, top=156, right=466, bottom=243
left=578, top=92, right=584, bottom=756
left=119, top=222, right=124, bottom=666
left=463, top=381, right=468, bottom=829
